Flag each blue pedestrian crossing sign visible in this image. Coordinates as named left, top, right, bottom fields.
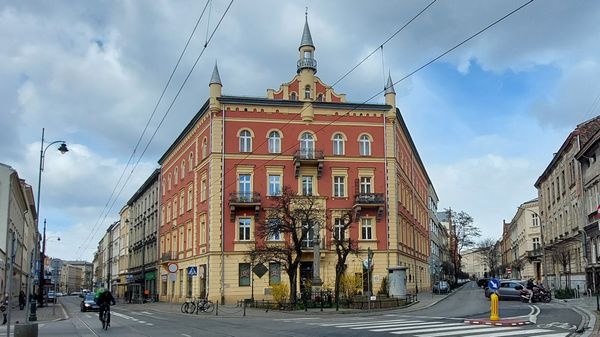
left=488, top=278, right=499, bottom=291
left=187, top=266, right=198, bottom=276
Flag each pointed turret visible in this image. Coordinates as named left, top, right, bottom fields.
left=297, top=12, right=317, bottom=75
left=209, top=61, right=222, bottom=111
left=385, top=72, right=396, bottom=108
left=299, top=16, right=314, bottom=49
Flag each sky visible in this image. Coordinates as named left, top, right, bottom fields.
left=2, top=0, right=600, bottom=261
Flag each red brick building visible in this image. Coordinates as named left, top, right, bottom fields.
left=158, top=17, right=431, bottom=303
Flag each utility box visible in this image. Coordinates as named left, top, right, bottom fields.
left=15, top=323, right=38, bottom=337
left=387, top=266, right=407, bottom=297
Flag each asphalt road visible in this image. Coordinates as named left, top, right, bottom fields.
left=37, top=284, right=583, bottom=337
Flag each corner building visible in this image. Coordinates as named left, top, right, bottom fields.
left=158, top=17, right=431, bottom=303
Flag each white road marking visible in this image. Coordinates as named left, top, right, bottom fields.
left=334, top=319, right=418, bottom=328
left=467, top=329, right=566, bottom=337
left=389, top=324, right=487, bottom=334
left=349, top=321, right=426, bottom=329
left=371, top=322, right=462, bottom=332
left=140, top=311, right=153, bottom=315
left=311, top=319, right=375, bottom=326
left=181, top=334, right=192, bottom=337
left=416, top=326, right=516, bottom=337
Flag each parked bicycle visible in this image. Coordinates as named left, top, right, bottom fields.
left=181, top=297, right=214, bottom=314
left=181, top=297, right=195, bottom=314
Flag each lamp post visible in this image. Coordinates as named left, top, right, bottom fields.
left=31, top=128, right=68, bottom=321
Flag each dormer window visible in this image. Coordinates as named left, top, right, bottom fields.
left=290, top=92, right=297, bottom=101
left=304, top=85, right=311, bottom=99
left=316, top=94, right=323, bottom=102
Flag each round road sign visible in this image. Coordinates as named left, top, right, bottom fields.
left=167, top=262, right=178, bottom=273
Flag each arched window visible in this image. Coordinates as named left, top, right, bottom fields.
left=304, top=85, right=311, bottom=99
left=332, top=133, right=344, bottom=155
left=168, top=174, right=172, bottom=190
left=290, top=92, right=297, bottom=101
left=174, top=168, right=179, bottom=185
left=268, top=131, right=281, bottom=153
left=359, top=134, right=371, bottom=156
left=188, top=153, right=193, bottom=172
left=239, top=130, right=252, bottom=152
left=181, top=161, right=185, bottom=180
left=316, top=94, right=323, bottom=102
left=202, top=138, right=208, bottom=158
left=300, top=132, right=314, bottom=159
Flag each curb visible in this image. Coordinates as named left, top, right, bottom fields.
left=400, top=282, right=470, bottom=312
left=570, top=304, right=596, bottom=337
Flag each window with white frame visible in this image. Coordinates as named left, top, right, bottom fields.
left=360, top=176, right=372, bottom=194
left=301, top=220, right=314, bottom=248
left=173, top=198, right=178, bottom=219
left=239, top=130, right=252, bottom=152
left=174, top=168, right=178, bottom=185
left=202, top=138, right=208, bottom=159
left=268, top=131, right=281, bottom=153
left=302, top=176, right=313, bottom=196
left=290, top=92, right=297, bottom=101
left=268, top=219, right=282, bottom=241
left=359, top=135, right=371, bottom=156
left=268, top=174, right=281, bottom=196
left=200, top=178, right=207, bottom=201
left=239, top=174, right=251, bottom=200
left=361, top=218, right=373, bottom=240
left=238, top=218, right=251, bottom=241
left=333, top=176, right=345, bottom=197
left=333, top=133, right=344, bottom=155
left=179, top=192, right=184, bottom=215
left=189, top=153, right=193, bottom=171
left=300, top=132, right=314, bottom=158
left=168, top=174, right=172, bottom=191
left=304, top=85, right=311, bottom=99
left=532, top=213, right=539, bottom=226
left=333, top=218, right=344, bottom=240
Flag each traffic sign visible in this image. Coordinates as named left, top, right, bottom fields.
left=187, top=266, right=198, bottom=276
left=253, top=263, right=268, bottom=278
left=488, top=278, right=500, bottom=291
left=167, top=262, right=178, bottom=273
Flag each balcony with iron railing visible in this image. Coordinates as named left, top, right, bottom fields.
left=297, top=57, right=317, bottom=73
left=161, top=251, right=175, bottom=262
left=527, top=247, right=543, bottom=259
left=354, top=193, right=385, bottom=222
left=293, top=149, right=324, bottom=178
left=229, top=192, right=261, bottom=221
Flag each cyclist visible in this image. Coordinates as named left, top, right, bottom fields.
left=96, top=288, right=116, bottom=328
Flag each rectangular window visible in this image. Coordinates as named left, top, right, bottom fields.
left=187, top=225, right=192, bottom=249
left=200, top=215, right=206, bottom=245
left=302, top=176, right=313, bottom=196
left=268, top=219, right=282, bottom=241
left=333, top=218, right=344, bottom=240
left=268, top=175, right=281, bottom=196
left=361, top=218, right=373, bottom=240
left=301, top=220, right=314, bottom=248
left=200, top=178, right=207, bottom=201
left=239, top=218, right=251, bottom=241
left=239, top=174, right=251, bottom=200
left=360, top=177, right=372, bottom=194
left=187, top=185, right=193, bottom=210
left=180, top=192, right=185, bottom=215
left=333, top=176, right=345, bottom=197
left=269, top=262, right=281, bottom=285
left=239, top=263, right=251, bottom=286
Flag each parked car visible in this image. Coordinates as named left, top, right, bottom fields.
left=80, top=293, right=100, bottom=312
left=477, top=278, right=490, bottom=288
left=484, top=280, right=525, bottom=300
left=47, top=291, right=56, bottom=303
left=433, top=280, right=450, bottom=294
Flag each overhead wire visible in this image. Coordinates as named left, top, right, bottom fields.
left=77, top=0, right=234, bottom=259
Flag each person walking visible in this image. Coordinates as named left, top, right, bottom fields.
left=18, top=291, right=26, bottom=310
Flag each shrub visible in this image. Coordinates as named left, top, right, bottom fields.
left=377, top=276, right=389, bottom=296
left=340, top=273, right=362, bottom=299
left=271, top=283, right=289, bottom=305
left=554, top=287, right=576, bottom=299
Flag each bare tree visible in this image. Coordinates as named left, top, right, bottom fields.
left=477, top=238, right=499, bottom=277
left=447, top=209, right=481, bottom=283
left=252, top=186, right=325, bottom=304
left=326, top=210, right=358, bottom=305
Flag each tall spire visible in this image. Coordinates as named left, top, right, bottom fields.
left=299, top=9, right=314, bottom=49
left=209, top=61, right=222, bottom=86
left=385, top=72, right=395, bottom=94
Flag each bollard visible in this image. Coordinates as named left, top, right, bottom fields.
left=243, top=300, right=246, bottom=317
left=596, top=292, right=599, bottom=311
left=216, top=300, right=219, bottom=316
left=490, top=293, right=499, bottom=321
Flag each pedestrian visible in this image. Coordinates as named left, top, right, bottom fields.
left=1, top=293, right=8, bottom=325
left=19, top=290, right=26, bottom=310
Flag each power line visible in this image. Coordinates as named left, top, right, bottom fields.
left=191, top=0, right=535, bottom=217
left=76, top=0, right=234, bottom=259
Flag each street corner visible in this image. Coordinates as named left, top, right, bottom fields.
left=464, top=318, right=532, bottom=326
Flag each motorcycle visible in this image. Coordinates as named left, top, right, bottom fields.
left=515, top=284, right=551, bottom=303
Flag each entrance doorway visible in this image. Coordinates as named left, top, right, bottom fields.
left=299, top=262, right=313, bottom=293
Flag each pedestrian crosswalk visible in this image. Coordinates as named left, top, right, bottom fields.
left=276, top=317, right=569, bottom=337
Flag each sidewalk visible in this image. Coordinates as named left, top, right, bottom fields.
left=553, top=295, right=599, bottom=336
left=0, top=301, right=68, bottom=333
left=115, top=290, right=456, bottom=318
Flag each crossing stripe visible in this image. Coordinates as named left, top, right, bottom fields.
left=351, top=321, right=441, bottom=330
left=467, top=330, right=567, bottom=337
left=416, top=326, right=517, bottom=337
left=371, top=322, right=464, bottom=332
left=334, top=319, right=420, bottom=328
left=311, top=319, right=376, bottom=326
left=390, top=324, right=491, bottom=334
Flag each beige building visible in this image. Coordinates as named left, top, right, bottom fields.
left=461, top=248, right=486, bottom=278
left=507, top=199, right=542, bottom=281
left=535, top=116, right=600, bottom=290
left=116, top=205, right=130, bottom=298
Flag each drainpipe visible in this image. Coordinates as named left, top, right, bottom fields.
left=220, top=104, right=225, bottom=304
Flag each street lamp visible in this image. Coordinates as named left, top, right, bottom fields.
left=31, top=128, right=68, bottom=322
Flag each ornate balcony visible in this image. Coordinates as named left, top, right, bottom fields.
left=527, top=248, right=543, bottom=260
left=229, top=192, right=261, bottom=221
left=297, top=57, right=317, bottom=73
left=161, top=251, right=175, bottom=262
left=293, top=149, right=324, bottom=178
left=353, top=193, right=385, bottom=221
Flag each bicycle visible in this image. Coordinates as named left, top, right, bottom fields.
left=100, top=305, right=111, bottom=330
left=181, top=297, right=196, bottom=314
left=194, top=298, right=214, bottom=313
